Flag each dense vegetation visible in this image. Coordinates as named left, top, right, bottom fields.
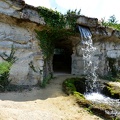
left=36, top=7, right=81, bottom=59
left=0, top=46, right=17, bottom=91
left=102, top=15, right=120, bottom=31
left=35, top=7, right=81, bottom=87
left=62, top=77, right=118, bottom=120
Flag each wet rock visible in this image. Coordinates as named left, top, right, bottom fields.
left=102, top=82, right=120, bottom=99
left=62, top=77, right=116, bottom=120
left=74, top=77, right=86, bottom=94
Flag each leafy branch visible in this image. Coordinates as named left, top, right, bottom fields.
left=36, top=7, right=81, bottom=59
left=102, top=15, right=120, bottom=31
left=0, top=45, right=17, bottom=64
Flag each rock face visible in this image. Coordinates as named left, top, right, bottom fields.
left=76, top=15, right=98, bottom=27
left=0, top=0, right=120, bottom=85
left=72, top=16, right=120, bottom=76
left=0, top=0, right=45, bottom=85
left=72, top=41, right=120, bottom=76
left=0, top=0, right=45, bottom=24
left=103, top=82, right=120, bottom=99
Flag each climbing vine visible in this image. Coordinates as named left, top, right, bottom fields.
left=102, top=15, right=120, bottom=31
left=38, top=7, right=81, bottom=29
left=36, top=7, right=81, bottom=59
left=35, top=7, right=81, bottom=86
left=35, top=28, right=72, bottom=59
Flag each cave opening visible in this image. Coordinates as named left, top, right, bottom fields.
left=53, top=40, right=73, bottom=74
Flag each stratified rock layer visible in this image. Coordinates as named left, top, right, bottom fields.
left=0, top=0, right=44, bottom=85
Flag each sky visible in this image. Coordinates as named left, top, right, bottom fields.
left=25, top=0, right=120, bottom=22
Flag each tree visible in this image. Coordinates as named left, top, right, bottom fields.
left=108, top=15, right=118, bottom=24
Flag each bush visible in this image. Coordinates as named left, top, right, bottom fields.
left=0, top=62, right=11, bottom=91
left=0, top=46, right=17, bottom=91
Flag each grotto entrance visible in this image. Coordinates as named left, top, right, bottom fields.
left=53, top=40, right=73, bottom=74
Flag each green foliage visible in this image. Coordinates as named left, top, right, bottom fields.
left=36, top=7, right=80, bottom=59
left=62, top=77, right=117, bottom=119
left=106, top=83, right=120, bottom=98
left=0, top=45, right=17, bottom=64
left=102, top=15, right=120, bottom=31
left=108, top=15, right=118, bottom=24
left=36, top=7, right=81, bottom=86
left=36, top=28, right=73, bottom=59
left=0, top=46, right=17, bottom=91
left=38, top=7, right=81, bottom=30
left=0, top=62, right=11, bottom=74
left=65, top=9, right=81, bottom=30
left=38, top=7, right=66, bottom=28
left=38, top=7, right=65, bottom=28
left=0, top=62, right=11, bottom=90
left=73, top=91, right=85, bottom=99
left=63, top=77, right=85, bottom=99
left=40, top=73, right=53, bottom=88
left=63, top=77, right=77, bottom=94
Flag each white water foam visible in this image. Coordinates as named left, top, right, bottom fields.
left=85, top=92, right=120, bottom=105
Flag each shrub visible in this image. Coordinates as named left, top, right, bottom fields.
left=0, top=62, right=11, bottom=91
left=0, top=46, right=17, bottom=91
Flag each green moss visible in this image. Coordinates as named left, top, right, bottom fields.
left=73, top=91, right=85, bottom=99
left=62, top=77, right=115, bottom=120
left=0, top=62, right=11, bottom=74
left=115, top=79, right=120, bottom=82
left=106, top=84, right=120, bottom=98
left=62, top=77, right=81, bottom=95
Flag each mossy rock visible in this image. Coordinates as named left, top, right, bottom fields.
left=103, top=82, right=120, bottom=99
left=62, top=77, right=118, bottom=120
left=62, top=77, right=86, bottom=95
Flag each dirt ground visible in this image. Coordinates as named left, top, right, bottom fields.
left=0, top=74, right=104, bottom=120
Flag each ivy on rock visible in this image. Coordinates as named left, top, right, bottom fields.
left=36, top=7, right=81, bottom=59
left=35, top=7, right=81, bottom=86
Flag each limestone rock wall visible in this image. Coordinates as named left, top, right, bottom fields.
left=0, top=0, right=45, bottom=24
left=1, top=0, right=120, bottom=85
left=72, top=16, right=120, bottom=76
left=72, top=42, right=120, bottom=76
left=0, top=0, right=45, bottom=85
left=0, top=21, right=44, bottom=85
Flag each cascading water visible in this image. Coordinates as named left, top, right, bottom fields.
left=78, top=26, right=99, bottom=93
left=79, top=26, right=120, bottom=117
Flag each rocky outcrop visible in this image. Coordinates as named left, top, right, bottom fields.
left=77, top=15, right=120, bottom=43
left=0, top=0, right=45, bottom=24
left=103, top=82, right=120, bottom=99
left=0, top=0, right=45, bottom=85
left=72, top=16, right=120, bottom=76
left=0, top=0, right=120, bottom=85
left=76, top=15, right=99, bottom=27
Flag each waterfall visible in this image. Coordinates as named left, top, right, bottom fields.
left=78, top=26, right=99, bottom=93
left=78, top=26, right=120, bottom=117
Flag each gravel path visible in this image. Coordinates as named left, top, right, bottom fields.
left=0, top=74, right=104, bottom=120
